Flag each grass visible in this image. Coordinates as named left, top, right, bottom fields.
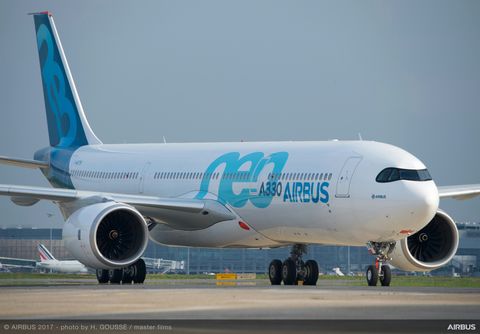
left=0, top=272, right=96, bottom=280
left=317, top=275, right=480, bottom=288
left=388, top=275, right=480, bottom=288
left=0, top=272, right=479, bottom=287
left=147, top=274, right=216, bottom=280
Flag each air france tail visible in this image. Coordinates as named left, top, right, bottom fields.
left=37, top=244, right=56, bottom=262
left=32, top=11, right=101, bottom=148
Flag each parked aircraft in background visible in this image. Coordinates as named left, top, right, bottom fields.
left=36, top=244, right=88, bottom=273
left=0, top=244, right=88, bottom=273
left=0, top=12, right=479, bottom=286
left=331, top=268, right=345, bottom=276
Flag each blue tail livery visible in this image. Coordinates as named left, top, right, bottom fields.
left=32, top=11, right=101, bottom=148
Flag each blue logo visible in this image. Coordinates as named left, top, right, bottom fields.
left=195, top=152, right=331, bottom=208
left=36, top=21, right=86, bottom=148
left=195, top=152, right=288, bottom=208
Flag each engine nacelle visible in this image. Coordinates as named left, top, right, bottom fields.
left=390, top=210, right=459, bottom=272
left=63, top=202, right=149, bottom=269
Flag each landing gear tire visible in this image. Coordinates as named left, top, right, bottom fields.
left=108, top=269, right=123, bottom=284
left=122, top=265, right=135, bottom=284
left=133, top=258, right=146, bottom=284
left=304, top=260, right=319, bottom=286
left=380, top=265, right=391, bottom=286
left=96, top=269, right=109, bottom=284
left=366, top=265, right=378, bottom=286
left=282, top=259, right=297, bottom=285
left=268, top=259, right=282, bottom=285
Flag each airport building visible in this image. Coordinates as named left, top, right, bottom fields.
left=0, top=222, right=478, bottom=275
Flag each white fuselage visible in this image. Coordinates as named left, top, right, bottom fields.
left=66, top=140, right=439, bottom=248
left=36, top=260, right=88, bottom=273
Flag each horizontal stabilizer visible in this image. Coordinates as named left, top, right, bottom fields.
left=0, top=156, right=48, bottom=169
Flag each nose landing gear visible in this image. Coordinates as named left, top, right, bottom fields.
left=366, top=242, right=395, bottom=286
left=268, top=244, right=319, bottom=286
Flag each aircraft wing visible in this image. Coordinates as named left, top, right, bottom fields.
left=438, top=184, right=480, bottom=200
left=0, top=184, right=236, bottom=230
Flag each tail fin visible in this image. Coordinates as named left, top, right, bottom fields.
left=38, top=244, right=56, bottom=262
left=31, top=11, right=101, bottom=148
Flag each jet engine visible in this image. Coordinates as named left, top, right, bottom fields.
left=390, top=210, right=459, bottom=272
left=63, top=202, right=149, bottom=269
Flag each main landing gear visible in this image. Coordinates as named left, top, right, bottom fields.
left=96, top=258, right=146, bottom=284
left=268, top=244, right=319, bottom=286
left=366, top=242, right=395, bottom=287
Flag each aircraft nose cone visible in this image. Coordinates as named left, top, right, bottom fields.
left=405, top=181, right=439, bottom=228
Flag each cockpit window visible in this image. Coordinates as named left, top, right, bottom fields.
left=376, top=168, right=432, bottom=183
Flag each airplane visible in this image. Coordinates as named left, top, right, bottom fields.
left=36, top=244, right=88, bottom=274
left=0, top=244, right=88, bottom=273
left=331, top=268, right=345, bottom=277
left=0, top=11, right=479, bottom=286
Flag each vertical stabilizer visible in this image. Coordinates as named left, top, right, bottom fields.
left=38, top=244, right=56, bottom=262
left=32, top=11, right=101, bottom=148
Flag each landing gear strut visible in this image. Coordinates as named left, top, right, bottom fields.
left=269, top=244, right=319, bottom=286
left=366, top=242, right=394, bottom=287
left=96, top=258, right=147, bottom=285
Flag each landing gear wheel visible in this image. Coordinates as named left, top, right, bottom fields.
left=108, top=269, right=123, bottom=284
left=366, top=241, right=395, bottom=287
left=366, top=265, right=378, bottom=286
left=133, top=258, right=146, bottom=284
left=268, top=259, right=282, bottom=285
left=380, top=265, right=391, bottom=286
left=282, top=259, right=297, bottom=285
left=304, top=260, right=319, bottom=286
left=122, top=265, right=135, bottom=284
left=96, top=269, right=109, bottom=284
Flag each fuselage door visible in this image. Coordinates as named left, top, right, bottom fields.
left=138, top=162, right=151, bottom=194
left=335, top=156, right=362, bottom=198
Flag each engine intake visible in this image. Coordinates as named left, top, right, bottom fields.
left=390, top=210, right=459, bottom=272
left=63, top=202, right=149, bottom=269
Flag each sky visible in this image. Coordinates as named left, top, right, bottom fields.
left=0, top=0, right=479, bottom=229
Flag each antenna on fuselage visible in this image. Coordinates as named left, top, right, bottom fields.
left=358, top=133, right=363, bottom=141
